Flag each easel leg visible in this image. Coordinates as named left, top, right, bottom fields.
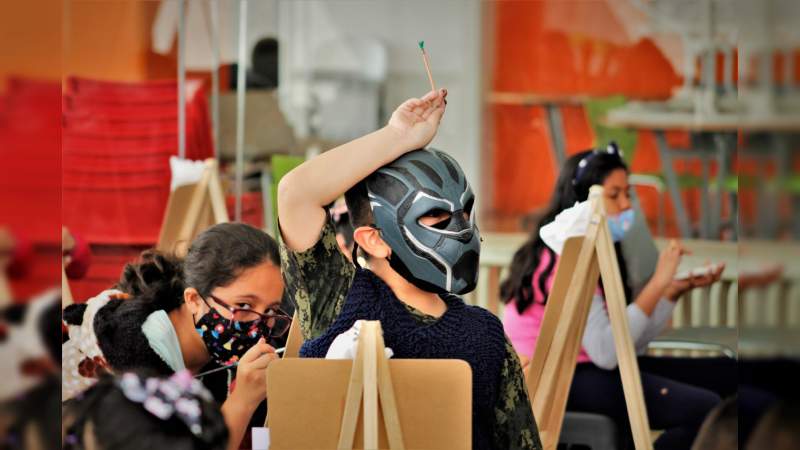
left=362, top=323, right=379, bottom=450
left=206, top=159, right=229, bottom=224
left=596, top=229, right=653, bottom=449
left=530, top=223, right=601, bottom=449
left=536, top=257, right=599, bottom=449
left=375, top=329, right=405, bottom=449
left=176, top=169, right=212, bottom=248
left=546, top=254, right=599, bottom=443
left=62, top=265, right=73, bottom=307
left=527, top=233, right=598, bottom=392
left=337, top=340, right=365, bottom=450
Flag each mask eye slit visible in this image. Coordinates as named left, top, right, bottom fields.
left=419, top=208, right=452, bottom=229
left=462, top=197, right=475, bottom=220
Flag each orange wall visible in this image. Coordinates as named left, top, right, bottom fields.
left=491, top=1, right=681, bottom=97
left=488, top=1, right=683, bottom=226
left=0, top=0, right=62, bottom=84
left=1, top=1, right=178, bottom=86
left=65, top=1, right=181, bottom=82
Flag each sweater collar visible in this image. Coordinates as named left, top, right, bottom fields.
left=357, top=268, right=465, bottom=324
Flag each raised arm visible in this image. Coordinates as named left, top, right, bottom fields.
left=277, top=89, right=447, bottom=251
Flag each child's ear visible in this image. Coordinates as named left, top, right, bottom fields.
left=183, top=288, right=204, bottom=317
left=353, top=226, right=391, bottom=259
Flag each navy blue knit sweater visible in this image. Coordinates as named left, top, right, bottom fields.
left=301, top=268, right=507, bottom=450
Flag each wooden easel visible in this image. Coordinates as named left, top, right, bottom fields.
left=61, top=265, right=73, bottom=307
left=266, top=320, right=472, bottom=449
left=0, top=230, right=12, bottom=307
left=336, top=321, right=404, bottom=450
left=525, top=185, right=653, bottom=450
left=156, top=158, right=228, bottom=256
left=0, top=266, right=10, bottom=307
left=281, top=311, right=303, bottom=358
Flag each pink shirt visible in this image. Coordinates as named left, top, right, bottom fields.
left=503, top=249, right=592, bottom=363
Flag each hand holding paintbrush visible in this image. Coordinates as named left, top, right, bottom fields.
left=195, top=344, right=285, bottom=378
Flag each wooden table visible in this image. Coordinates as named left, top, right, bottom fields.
left=487, top=92, right=589, bottom=171
left=480, top=231, right=744, bottom=279
left=605, top=105, right=800, bottom=239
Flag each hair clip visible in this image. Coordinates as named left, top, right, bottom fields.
left=605, top=141, right=623, bottom=157
left=572, top=141, right=624, bottom=186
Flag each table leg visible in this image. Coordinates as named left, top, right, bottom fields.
left=729, top=191, right=739, bottom=240
left=773, top=134, right=797, bottom=239
left=756, top=157, right=775, bottom=238
left=545, top=104, right=567, bottom=171
left=711, top=134, right=737, bottom=237
left=710, top=133, right=733, bottom=239
left=793, top=196, right=800, bottom=240
left=655, top=131, right=693, bottom=238
left=699, top=149, right=711, bottom=239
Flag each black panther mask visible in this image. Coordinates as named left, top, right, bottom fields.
left=366, top=148, right=480, bottom=295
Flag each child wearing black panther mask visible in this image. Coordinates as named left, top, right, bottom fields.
left=278, top=89, right=542, bottom=450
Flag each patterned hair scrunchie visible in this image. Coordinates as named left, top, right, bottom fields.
left=116, top=370, right=213, bottom=438
left=62, top=290, right=129, bottom=401
left=63, top=371, right=219, bottom=450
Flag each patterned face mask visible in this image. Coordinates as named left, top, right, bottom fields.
left=194, top=308, right=265, bottom=367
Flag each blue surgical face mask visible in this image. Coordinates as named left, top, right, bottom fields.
left=607, top=208, right=635, bottom=242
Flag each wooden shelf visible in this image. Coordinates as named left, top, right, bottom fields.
left=486, top=91, right=589, bottom=106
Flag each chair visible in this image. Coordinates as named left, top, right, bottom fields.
left=62, top=77, right=214, bottom=245
left=559, top=412, right=618, bottom=450
left=61, top=76, right=215, bottom=301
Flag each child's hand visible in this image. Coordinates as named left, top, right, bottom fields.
left=650, top=240, right=690, bottom=291
left=229, top=338, right=277, bottom=411
left=664, top=262, right=725, bottom=301
left=387, top=89, right=447, bottom=149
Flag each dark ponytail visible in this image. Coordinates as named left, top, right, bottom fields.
left=116, top=250, right=185, bottom=312
left=94, top=297, right=174, bottom=375
left=500, top=147, right=632, bottom=314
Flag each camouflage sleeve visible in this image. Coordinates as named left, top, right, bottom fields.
left=279, top=218, right=355, bottom=341
left=493, top=338, right=543, bottom=450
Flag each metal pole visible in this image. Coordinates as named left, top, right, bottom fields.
left=545, top=104, right=566, bottom=170
left=722, top=46, right=734, bottom=94
left=785, top=48, right=795, bottom=93
left=178, top=0, right=187, bottom=159
left=654, top=131, right=693, bottom=238
left=209, top=0, right=220, bottom=158
left=235, top=0, right=248, bottom=221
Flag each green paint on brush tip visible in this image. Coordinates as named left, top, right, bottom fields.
left=418, top=40, right=425, bottom=50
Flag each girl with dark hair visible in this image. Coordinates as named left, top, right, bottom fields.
left=62, top=222, right=290, bottom=450
left=63, top=371, right=229, bottom=450
left=501, top=145, right=735, bottom=450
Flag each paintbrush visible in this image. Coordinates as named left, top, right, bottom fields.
left=194, top=346, right=286, bottom=378
left=419, top=40, right=436, bottom=92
